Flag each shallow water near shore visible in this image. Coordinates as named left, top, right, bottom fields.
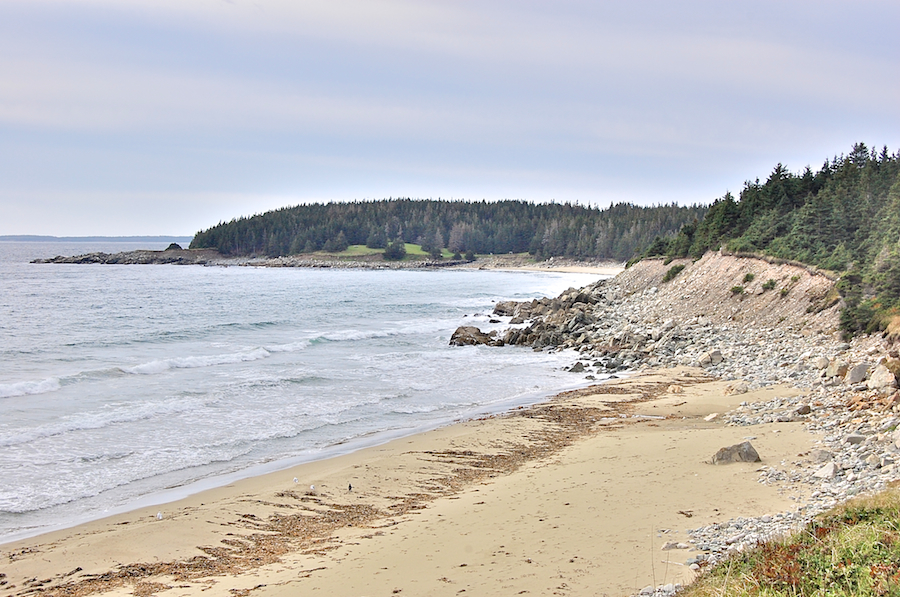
left=0, top=242, right=606, bottom=543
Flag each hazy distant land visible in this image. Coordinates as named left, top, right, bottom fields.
left=0, top=235, right=193, bottom=243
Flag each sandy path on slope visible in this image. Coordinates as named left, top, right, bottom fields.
left=1, top=368, right=814, bottom=597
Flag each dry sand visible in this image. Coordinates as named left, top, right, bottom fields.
left=450, top=255, right=625, bottom=277
left=499, top=263, right=625, bottom=276
left=1, top=368, right=813, bottom=597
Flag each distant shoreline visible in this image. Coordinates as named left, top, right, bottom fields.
left=0, top=235, right=193, bottom=243
left=32, top=247, right=625, bottom=275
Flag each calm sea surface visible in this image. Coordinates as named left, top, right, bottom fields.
left=0, top=242, right=606, bottom=542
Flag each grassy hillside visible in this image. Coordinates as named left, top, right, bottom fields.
left=325, top=243, right=456, bottom=260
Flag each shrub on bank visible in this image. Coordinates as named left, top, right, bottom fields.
left=683, top=486, right=900, bottom=597
left=662, top=264, right=686, bottom=283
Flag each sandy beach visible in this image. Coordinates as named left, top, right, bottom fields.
left=458, top=256, right=625, bottom=277
left=1, top=367, right=813, bottom=597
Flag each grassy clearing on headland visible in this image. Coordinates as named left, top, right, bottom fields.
left=684, top=484, right=900, bottom=597
left=317, top=244, right=457, bottom=259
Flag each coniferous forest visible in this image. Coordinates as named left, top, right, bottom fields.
left=190, top=200, right=706, bottom=262
left=644, top=143, right=900, bottom=337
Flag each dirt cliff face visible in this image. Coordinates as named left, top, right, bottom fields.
left=612, top=252, right=840, bottom=334
left=463, top=252, right=843, bottom=364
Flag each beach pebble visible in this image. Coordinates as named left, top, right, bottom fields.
left=813, top=462, right=839, bottom=479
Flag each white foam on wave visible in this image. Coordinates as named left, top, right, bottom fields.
left=319, top=329, right=393, bottom=342
left=319, top=317, right=461, bottom=344
left=263, top=340, right=311, bottom=353
left=124, top=347, right=271, bottom=375
left=0, top=377, right=61, bottom=399
left=0, top=395, right=214, bottom=448
left=387, top=403, right=443, bottom=415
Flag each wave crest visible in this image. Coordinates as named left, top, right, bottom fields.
left=124, top=348, right=271, bottom=375
left=0, top=378, right=61, bottom=399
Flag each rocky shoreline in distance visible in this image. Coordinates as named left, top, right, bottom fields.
left=34, top=248, right=472, bottom=269
left=32, top=247, right=623, bottom=272
left=33, top=247, right=224, bottom=265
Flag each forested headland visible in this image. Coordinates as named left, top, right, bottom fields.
left=643, top=143, right=900, bottom=337
left=189, top=200, right=706, bottom=262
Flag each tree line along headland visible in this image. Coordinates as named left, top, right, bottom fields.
left=188, top=199, right=707, bottom=262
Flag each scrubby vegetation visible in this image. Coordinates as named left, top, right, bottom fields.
left=662, top=264, right=686, bottom=283
left=684, top=486, right=900, bottom=597
left=643, top=143, right=900, bottom=338
left=382, top=239, right=407, bottom=260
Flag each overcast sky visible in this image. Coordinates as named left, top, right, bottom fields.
left=1, top=0, right=898, bottom=236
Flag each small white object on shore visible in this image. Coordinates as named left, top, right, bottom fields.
left=156, top=512, right=162, bottom=520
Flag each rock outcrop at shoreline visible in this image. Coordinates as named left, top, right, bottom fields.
left=453, top=251, right=844, bottom=381
left=33, top=248, right=223, bottom=265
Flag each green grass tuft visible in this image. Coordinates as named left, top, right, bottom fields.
left=683, top=486, right=900, bottom=597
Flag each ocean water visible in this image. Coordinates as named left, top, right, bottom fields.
left=0, top=241, right=607, bottom=543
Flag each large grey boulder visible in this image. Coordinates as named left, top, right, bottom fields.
left=845, top=363, right=869, bottom=384
left=867, top=364, right=898, bottom=393
left=699, top=350, right=724, bottom=367
left=450, top=326, right=497, bottom=346
left=711, top=441, right=760, bottom=464
left=492, top=301, right=519, bottom=317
